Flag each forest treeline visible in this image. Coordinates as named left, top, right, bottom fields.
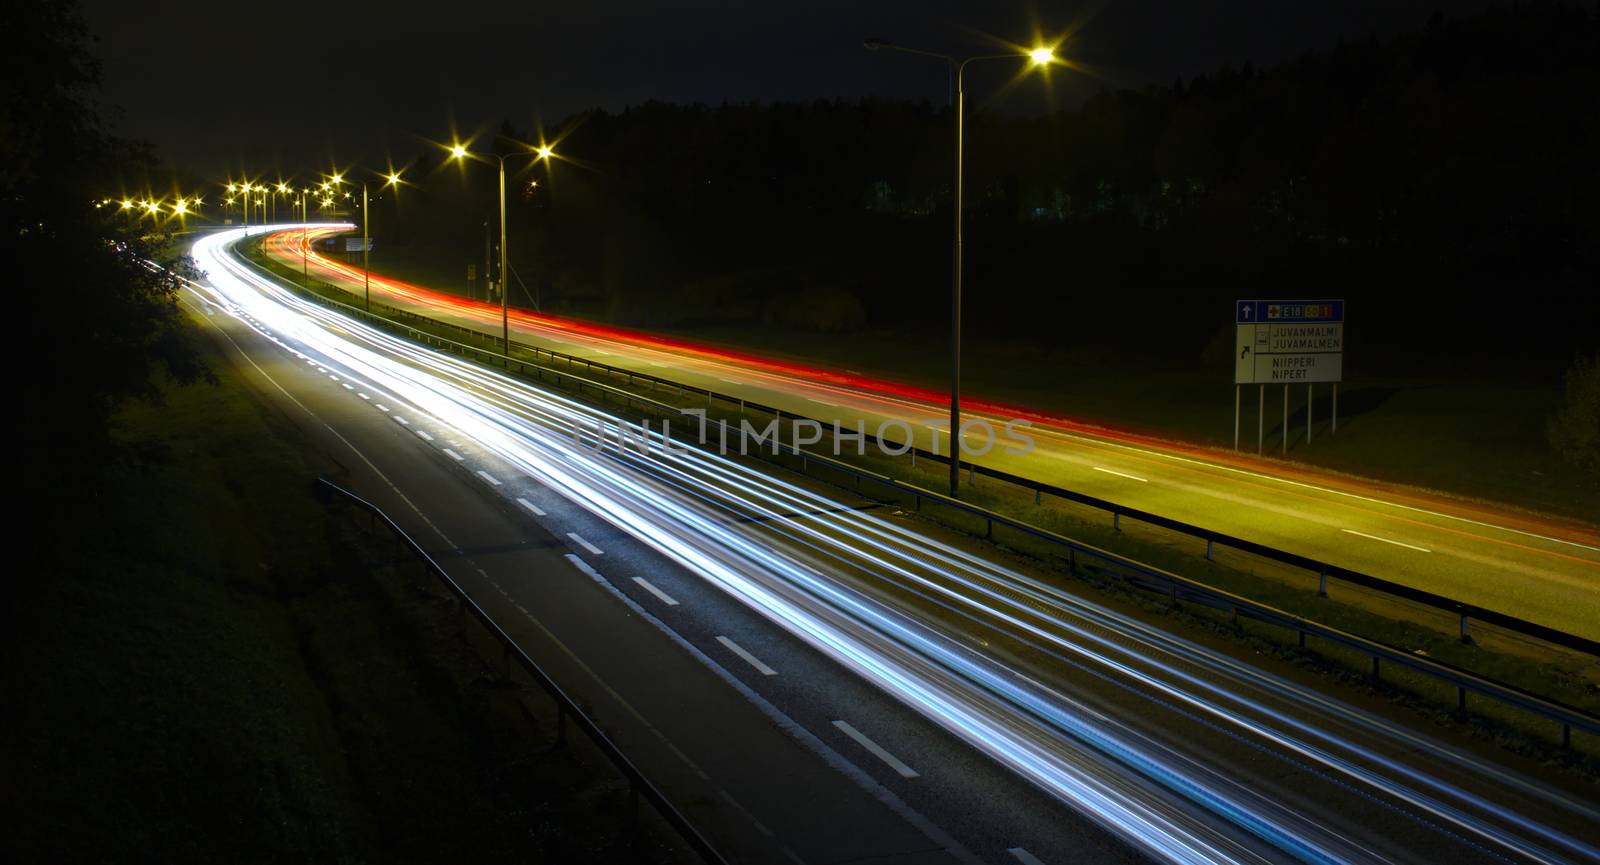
left=372, top=2, right=1596, bottom=366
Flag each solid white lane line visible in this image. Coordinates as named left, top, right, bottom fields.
left=633, top=577, right=679, bottom=606
left=716, top=636, right=777, bottom=675
left=476, top=470, right=501, bottom=486
left=831, top=720, right=919, bottom=778
left=375, top=403, right=390, bottom=412
left=1092, top=466, right=1148, bottom=483
left=516, top=497, right=547, bottom=516
left=808, top=398, right=840, bottom=407
left=393, top=416, right=410, bottom=426
left=442, top=448, right=464, bottom=461
left=1008, top=848, right=1047, bottom=865
left=1341, top=529, right=1432, bottom=553
left=414, top=429, right=434, bottom=441
left=567, top=532, right=604, bottom=555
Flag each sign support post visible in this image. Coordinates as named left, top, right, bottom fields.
left=1332, top=383, right=1338, bottom=435
left=1233, top=385, right=1240, bottom=450
left=1307, top=384, right=1314, bottom=445
left=1282, top=384, right=1289, bottom=455
left=1257, top=385, right=1264, bottom=455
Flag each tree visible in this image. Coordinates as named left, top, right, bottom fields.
left=9, top=0, right=206, bottom=496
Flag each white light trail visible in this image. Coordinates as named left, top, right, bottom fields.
left=183, top=228, right=1595, bottom=865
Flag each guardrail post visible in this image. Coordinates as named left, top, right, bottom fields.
left=1456, top=686, right=1466, bottom=712
left=985, top=518, right=993, bottom=539
left=1296, top=628, right=1306, bottom=648
left=1113, top=511, right=1121, bottom=532
left=1459, top=614, right=1473, bottom=645
left=1317, top=568, right=1328, bottom=598
left=1370, top=655, right=1381, bottom=681
left=1034, top=488, right=1041, bottom=505
left=1206, top=539, right=1214, bottom=561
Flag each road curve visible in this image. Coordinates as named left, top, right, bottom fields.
left=189, top=226, right=1598, bottom=865
left=258, top=226, right=1600, bottom=639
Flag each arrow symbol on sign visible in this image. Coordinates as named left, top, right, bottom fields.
left=1240, top=345, right=1251, bottom=359
left=1241, top=304, right=1253, bottom=319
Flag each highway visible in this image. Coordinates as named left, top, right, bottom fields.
left=191, top=225, right=1599, bottom=865
left=259, top=227, right=1600, bottom=640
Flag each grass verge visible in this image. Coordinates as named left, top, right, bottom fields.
left=6, top=323, right=685, bottom=863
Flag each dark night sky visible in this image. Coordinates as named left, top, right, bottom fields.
left=83, top=0, right=1499, bottom=177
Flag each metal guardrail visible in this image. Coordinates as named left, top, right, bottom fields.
left=314, top=476, right=730, bottom=865
left=276, top=256, right=1598, bottom=659
left=248, top=248, right=1599, bottom=749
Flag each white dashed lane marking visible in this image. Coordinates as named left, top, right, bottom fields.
left=632, top=577, right=679, bottom=606
left=567, top=532, right=604, bottom=555
left=1342, top=528, right=1431, bottom=553
left=831, top=720, right=918, bottom=779
left=717, top=636, right=777, bottom=676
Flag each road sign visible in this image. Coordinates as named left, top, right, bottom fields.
left=1234, top=299, right=1344, bottom=384
left=344, top=237, right=372, bottom=252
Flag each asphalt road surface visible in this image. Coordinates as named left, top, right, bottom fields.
left=194, top=226, right=1598, bottom=865
left=258, top=226, right=1600, bottom=640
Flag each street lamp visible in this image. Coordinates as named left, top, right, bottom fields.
left=864, top=38, right=1057, bottom=497
left=448, top=140, right=555, bottom=353
left=357, top=169, right=404, bottom=311
left=299, top=187, right=312, bottom=286
left=240, top=182, right=254, bottom=231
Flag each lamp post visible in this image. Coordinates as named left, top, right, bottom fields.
left=300, top=188, right=310, bottom=287
left=864, top=39, right=1056, bottom=497
left=359, top=171, right=404, bottom=311
left=449, top=141, right=554, bottom=353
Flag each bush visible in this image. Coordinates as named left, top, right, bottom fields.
left=766, top=285, right=867, bottom=333
left=1548, top=352, right=1600, bottom=476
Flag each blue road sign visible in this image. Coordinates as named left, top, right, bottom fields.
left=1236, top=300, right=1344, bottom=323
